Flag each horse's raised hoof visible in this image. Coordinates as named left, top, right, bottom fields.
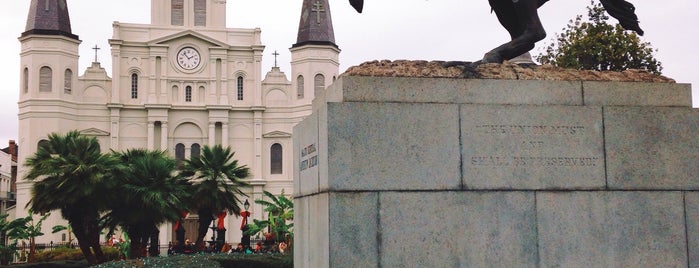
left=481, top=51, right=505, bottom=64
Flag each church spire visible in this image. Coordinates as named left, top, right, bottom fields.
left=22, top=0, right=78, bottom=40
left=293, top=0, right=337, bottom=48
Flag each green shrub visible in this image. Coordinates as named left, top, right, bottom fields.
left=213, top=253, right=293, bottom=268
left=95, top=254, right=221, bottom=268
left=31, top=247, right=120, bottom=263
left=94, top=253, right=292, bottom=268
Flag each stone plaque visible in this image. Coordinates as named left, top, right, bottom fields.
left=293, top=111, right=320, bottom=196
left=461, top=105, right=605, bottom=189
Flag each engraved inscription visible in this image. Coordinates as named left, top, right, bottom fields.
left=300, top=143, right=318, bottom=172
left=476, top=125, right=585, bottom=135
left=471, top=156, right=600, bottom=167
left=462, top=106, right=604, bottom=188
left=469, top=124, right=599, bottom=168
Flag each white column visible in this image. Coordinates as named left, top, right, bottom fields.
left=253, top=114, right=262, bottom=180
left=147, top=121, right=155, bottom=150
left=222, top=122, right=229, bottom=148
left=148, top=56, right=157, bottom=103
left=161, top=121, right=169, bottom=152
left=209, top=122, right=216, bottom=147
left=111, top=48, right=121, bottom=103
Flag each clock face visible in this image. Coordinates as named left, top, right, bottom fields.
left=177, top=47, right=201, bottom=70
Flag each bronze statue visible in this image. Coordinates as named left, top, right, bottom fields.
left=348, top=0, right=644, bottom=64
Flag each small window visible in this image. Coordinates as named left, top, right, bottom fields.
left=297, top=75, right=304, bottom=99
left=131, top=73, right=138, bottom=99
left=23, top=68, right=29, bottom=93
left=271, top=143, right=283, bottom=174
left=185, top=86, right=192, bottom=102
left=237, top=76, right=244, bottom=101
left=199, top=86, right=206, bottom=103
left=314, top=74, right=325, bottom=97
left=172, top=85, right=179, bottom=102
left=175, top=143, right=185, bottom=166
left=64, top=69, right=72, bottom=94
left=38, top=139, right=50, bottom=151
left=39, top=66, right=52, bottom=92
left=194, top=0, right=207, bottom=26
left=171, top=0, right=184, bottom=26
left=191, top=143, right=201, bottom=159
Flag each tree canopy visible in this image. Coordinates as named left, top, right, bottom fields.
left=536, top=1, right=662, bottom=75
left=24, top=131, right=253, bottom=260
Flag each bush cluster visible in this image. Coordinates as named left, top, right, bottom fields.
left=31, top=247, right=120, bottom=263
left=94, top=253, right=292, bottom=268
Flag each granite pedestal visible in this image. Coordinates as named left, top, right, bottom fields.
left=293, top=76, right=697, bottom=267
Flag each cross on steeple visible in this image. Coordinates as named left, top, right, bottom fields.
left=92, top=45, right=100, bottom=63
left=312, top=0, right=325, bottom=24
left=294, top=0, right=337, bottom=48
left=272, top=50, right=280, bottom=68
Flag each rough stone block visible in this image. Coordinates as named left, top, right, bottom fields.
left=583, top=81, right=692, bottom=107
left=309, top=194, right=329, bottom=268
left=605, top=107, right=699, bottom=189
left=329, top=192, right=379, bottom=267
left=538, top=191, right=687, bottom=267
left=326, top=102, right=461, bottom=191
left=326, top=76, right=583, bottom=105
left=293, top=194, right=331, bottom=268
left=379, top=192, right=538, bottom=267
left=293, top=197, right=309, bottom=267
left=687, top=192, right=699, bottom=267
left=461, top=104, right=605, bottom=189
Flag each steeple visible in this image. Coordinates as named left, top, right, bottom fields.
left=22, top=0, right=78, bottom=40
left=293, top=0, right=337, bottom=48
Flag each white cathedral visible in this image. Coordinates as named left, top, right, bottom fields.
left=16, top=0, right=340, bottom=249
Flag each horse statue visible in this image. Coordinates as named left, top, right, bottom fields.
left=348, top=0, right=644, bottom=64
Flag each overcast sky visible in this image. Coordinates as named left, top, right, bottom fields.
left=0, top=0, right=697, bottom=143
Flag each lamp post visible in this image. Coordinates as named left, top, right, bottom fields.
left=241, top=199, right=251, bottom=249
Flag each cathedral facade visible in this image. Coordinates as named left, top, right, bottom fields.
left=16, top=0, right=339, bottom=247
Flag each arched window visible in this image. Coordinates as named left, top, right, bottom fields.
left=191, top=143, right=201, bottom=159
left=199, top=86, right=206, bottom=103
left=64, top=69, right=72, bottom=94
left=37, top=139, right=50, bottom=151
left=271, top=143, right=283, bottom=174
left=23, top=68, right=29, bottom=93
left=185, top=86, right=192, bottom=102
left=171, top=0, right=184, bottom=26
left=39, top=66, right=52, bottom=92
left=172, top=85, right=179, bottom=102
left=131, top=73, right=138, bottom=99
left=297, top=75, right=304, bottom=99
left=194, top=0, right=207, bottom=26
left=175, top=143, right=185, bottom=166
left=314, top=74, right=325, bottom=97
left=237, top=76, right=244, bottom=100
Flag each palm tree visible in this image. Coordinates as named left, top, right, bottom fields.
left=24, top=130, right=118, bottom=265
left=244, top=190, right=294, bottom=245
left=181, top=145, right=251, bottom=249
left=104, top=149, right=190, bottom=258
